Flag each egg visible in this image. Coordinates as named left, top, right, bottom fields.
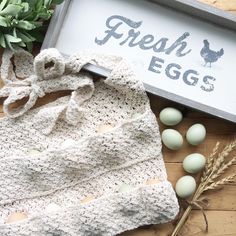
left=118, top=184, right=135, bottom=193
left=161, top=129, right=183, bottom=150
left=80, top=195, right=95, bottom=204
left=186, top=123, right=206, bottom=145
left=175, top=175, right=196, bottom=198
left=159, top=107, right=183, bottom=126
left=183, top=153, right=206, bottom=174
left=97, top=124, right=114, bottom=133
left=6, top=212, right=28, bottom=223
left=27, top=149, right=41, bottom=156
left=145, top=178, right=160, bottom=185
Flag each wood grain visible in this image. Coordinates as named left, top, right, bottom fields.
left=0, top=0, right=236, bottom=235
left=197, top=0, right=236, bottom=11
left=122, top=211, right=236, bottom=236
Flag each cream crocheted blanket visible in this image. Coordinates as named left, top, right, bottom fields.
left=0, top=49, right=179, bottom=235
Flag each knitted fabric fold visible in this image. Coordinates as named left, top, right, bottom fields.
left=0, top=49, right=179, bottom=235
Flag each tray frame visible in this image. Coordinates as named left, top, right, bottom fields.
left=42, top=0, right=236, bottom=123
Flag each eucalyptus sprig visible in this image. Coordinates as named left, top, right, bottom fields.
left=171, top=141, right=236, bottom=236
left=0, top=0, right=64, bottom=51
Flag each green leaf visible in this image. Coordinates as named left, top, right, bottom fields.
left=5, top=39, right=15, bottom=51
left=0, top=15, right=8, bottom=27
left=9, top=0, right=22, bottom=4
left=44, top=0, right=52, bottom=7
left=37, top=11, right=51, bottom=20
left=0, top=0, right=7, bottom=11
left=16, top=30, right=35, bottom=42
left=20, top=8, right=35, bottom=21
left=32, top=21, right=43, bottom=27
left=18, top=41, right=26, bottom=47
left=5, top=33, right=22, bottom=51
left=28, top=0, right=38, bottom=7
left=13, top=27, right=17, bottom=37
left=52, top=0, right=64, bottom=5
left=29, top=30, right=44, bottom=42
left=21, top=2, right=29, bottom=12
left=46, top=9, right=54, bottom=17
left=35, top=0, right=44, bottom=12
left=26, top=41, right=33, bottom=52
left=5, top=34, right=22, bottom=43
left=0, top=0, right=64, bottom=51
left=0, top=4, right=23, bottom=16
left=16, top=20, right=36, bottom=30
left=0, top=33, right=6, bottom=48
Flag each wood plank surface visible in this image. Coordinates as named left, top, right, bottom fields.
left=122, top=211, right=236, bottom=236
left=0, top=0, right=236, bottom=236
left=197, top=0, right=236, bottom=11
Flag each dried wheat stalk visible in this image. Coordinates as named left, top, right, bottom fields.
left=171, top=141, right=236, bottom=236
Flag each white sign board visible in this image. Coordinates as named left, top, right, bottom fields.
left=42, top=0, right=236, bottom=123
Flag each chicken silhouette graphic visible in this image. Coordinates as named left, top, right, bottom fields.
left=200, top=39, right=224, bottom=67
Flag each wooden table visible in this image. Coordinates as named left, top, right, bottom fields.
left=0, top=0, right=236, bottom=235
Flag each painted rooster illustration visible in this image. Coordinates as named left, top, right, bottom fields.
left=200, top=39, right=224, bottom=67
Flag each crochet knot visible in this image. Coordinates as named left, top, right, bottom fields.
left=0, top=49, right=95, bottom=119
left=31, top=83, right=45, bottom=98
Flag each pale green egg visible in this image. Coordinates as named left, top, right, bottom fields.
left=186, top=123, right=206, bottom=145
left=183, top=153, right=206, bottom=174
left=161, top=129, right=183, bottom=150
left=118, top=184, right=135, bottom=193
left=159, top=107, right=183, bottom=126
left=175, top=175, right=196, bottom=198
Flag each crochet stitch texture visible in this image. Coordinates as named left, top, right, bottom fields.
left=0, top=48, right=179, bottom=235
